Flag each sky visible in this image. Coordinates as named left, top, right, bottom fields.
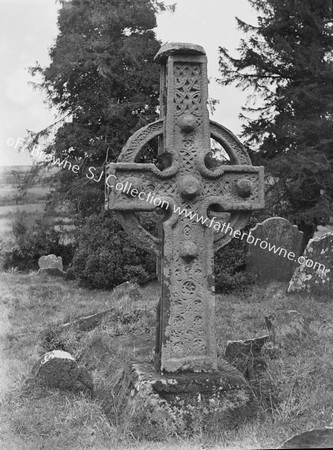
left=0, top=0, right=258, bottom=166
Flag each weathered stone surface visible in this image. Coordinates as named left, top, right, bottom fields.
left=246, top=217, right=303, bottom=283
left=129, top=362, right=260, bottom=432
left=105, top=42, right=265, bottom=374
left=224, top=336, right=269, bottom=379
left=314, top=224, right=333, bottom=239
left=38, top=254, right=63, bottom=271
left=225, top=336, right=269, bottom=359
left=265, top=310, right=310, bottom=348
left=33, top=350, right=93, bottom=393
left=288, top=233, right=333, bottom=297
left=280, top=428, right=333, bottom=449
left=154, top=42, right=206, bottom=62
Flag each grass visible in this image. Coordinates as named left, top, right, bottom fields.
left=0, top=272, right=332, bottom=449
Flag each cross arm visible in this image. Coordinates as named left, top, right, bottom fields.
left=198, top=165, right=265, bottom=214
left=105, top=162, right=176, bottom=212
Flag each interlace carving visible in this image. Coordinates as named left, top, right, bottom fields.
left=174, top=64, right=202, bottom=116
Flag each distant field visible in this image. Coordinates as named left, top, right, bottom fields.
left=0, top=166, right=74, bottom=241
left=0, top=204, right=45, bottom=218
left=0, top=186, right=47, bottom=206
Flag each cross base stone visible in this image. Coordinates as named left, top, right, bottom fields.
left=129, top=361, right=260, bottom=432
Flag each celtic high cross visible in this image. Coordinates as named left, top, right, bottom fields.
left=106, top=43, right=264, bottom=374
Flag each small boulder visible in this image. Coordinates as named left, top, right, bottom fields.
left=280, top=427, right=333, bottom=449
left=33, top=350, right=93, bottom=393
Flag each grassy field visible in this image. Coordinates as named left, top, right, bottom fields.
left=0, top=272, right=332, bottom=449
left=0, top=166, right=76, bottom=243
left=0, top=179, right=46, bottom=239
left=0, top=166, right=46, bottom=240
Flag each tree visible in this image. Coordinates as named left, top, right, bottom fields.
left=29, top=0, right=172, bottom=216
left=4, top=0, right=176, bottom=284
left=218, top=0, right=333, bottom=241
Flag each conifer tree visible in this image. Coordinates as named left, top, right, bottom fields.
left=218, top=0, right=333, bottom=240
left=30, top=0, right=171, bottom=215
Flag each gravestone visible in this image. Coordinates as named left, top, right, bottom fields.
left=38, top=254, right=65, bottom=277
left=105, top=43, right=265, bottom=413
left=246, top=217, right=303, bottom=283
left=33, top=350, right=93, bottom=393
left=288, top=232, right=333, bottom=297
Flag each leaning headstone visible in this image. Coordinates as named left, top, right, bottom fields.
left=246, top=217, right=303, bottom=283
left=288, top=233, right=333, bottom=297
left=280, top=428, right=333, bottom=449
left=38, top=254, right=66, bottom=278
left=33, top=350, right=93, bottom=393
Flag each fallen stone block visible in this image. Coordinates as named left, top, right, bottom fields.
left=32, top=350, right=93, bottom=393
left=224, top=336, right=269, bottom=380
left=280, top=427, right=333, bottom=449
left=225, top=335, right=269, bottom=359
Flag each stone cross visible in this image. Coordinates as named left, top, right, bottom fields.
left=105, top=43, right=264, bottom=374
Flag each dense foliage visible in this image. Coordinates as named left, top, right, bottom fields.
left=219, top=0, right=333, bottom=241
left=70, top=212, right=157, bottom=288
left=1, top=212, right=74, bottom=272
left=214, top=229, right=256, bottom=293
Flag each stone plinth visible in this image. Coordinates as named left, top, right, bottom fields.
left=130, top=362, right=260, bottom=432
